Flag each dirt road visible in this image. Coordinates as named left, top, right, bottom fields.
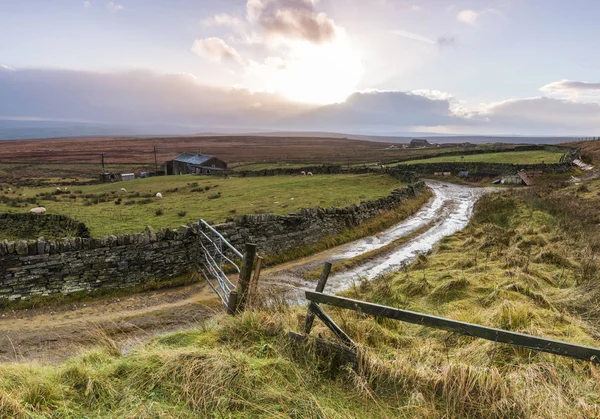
left=0, top=181, right=488, bottom=363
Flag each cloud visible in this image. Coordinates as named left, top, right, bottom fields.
left=285, top=89, right=463, bottom=130
left=0, top=65, right=13, bottom=71
left=540, top=80, right=600, bottom=93
left=436, top=36, right=456, bottom=48
left=457, top=9, right=499, bottom=26
left=391, top=30, right=457, bottom=49
left=202, top=13, right=243, bottom=27
left=457, top=9, right=478, bottom=25
left=246, top=0, right=338, bottom=44
left=0, top=68, right=309, bottom=127
left=3, top=68, right=600, bottom=134
left=83, top=1, right=91, bottom=8
left=107, top=1, right=123, bottom=12
left=411, top=4, right=422, bottom=12
left=191, top=38, right=244, bottom=65
left=390, top=29, right=435, bottom=45
left=483, top=96, right=600, bottom=131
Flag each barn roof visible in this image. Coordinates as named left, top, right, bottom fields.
left=173, top=153, right=213, bottom=165
left=517, top=170, right=534, bottom=186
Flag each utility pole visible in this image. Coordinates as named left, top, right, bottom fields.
left=101, top=152, right=106, bottom=182
left=153, top=146, right=158, bottom=175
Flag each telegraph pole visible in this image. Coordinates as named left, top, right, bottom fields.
left=153, top=146, right=158, bottom=175
left=101, top=152, right=106, bottom=182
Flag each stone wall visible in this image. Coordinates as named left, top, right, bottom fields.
left=0, top=213, right=91, bottom=241
left=0, top=181, right=428, bottom=302
left=405, top=162, right=572, bottom=176
left=0, top=225, right=201, bottom=301
left=214, top=181, right=427, bottom=256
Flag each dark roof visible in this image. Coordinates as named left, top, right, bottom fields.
left=173, top=153, right=213, bottom=165
left=517, top=170, right=534, bottom=186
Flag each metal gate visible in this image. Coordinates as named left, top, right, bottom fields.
left=197, top=219, right=242, bottom=309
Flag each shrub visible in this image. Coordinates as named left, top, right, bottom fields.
left=177, top=210, right=187, bottom=217
left=155, top=209, right=164, bottom=216
left=208, top=193, right=221, bottom=200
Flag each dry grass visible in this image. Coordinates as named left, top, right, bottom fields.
left=4, top=182, right=600, bottom=417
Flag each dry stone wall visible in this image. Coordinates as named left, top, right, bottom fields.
left=0, top=225, right=201, bottom=302
left=214, top=181, right=427, bottom=256
left=0, top=181, right=428, bottom=302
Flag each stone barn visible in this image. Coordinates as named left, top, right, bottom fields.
left=166, top=153, right=228, bottom=175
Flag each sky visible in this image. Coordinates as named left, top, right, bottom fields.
left=1, top=0, right=600, bottom=135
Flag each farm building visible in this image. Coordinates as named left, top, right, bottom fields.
left=500, top=170, right=534, bottom=186
left=409, top=138, right=432, bottom=148
left=121, top=173, right=135, bottom=181
left=165, top=153, right=227, bottom=175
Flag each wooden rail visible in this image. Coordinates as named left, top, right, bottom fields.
left=306, top=291, right=600, bottom=363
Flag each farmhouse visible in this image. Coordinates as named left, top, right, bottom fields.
left=165, top=153, right=228, bottom=175
left=409, top=138, right=432, bottom=148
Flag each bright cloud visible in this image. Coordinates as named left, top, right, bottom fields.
left=195, top=0, right=361, bottom=104
left=191, top=38, right=244, bottom=65
left=83, top=1, right=91, bottom=8
left=457, top=9, right=499, bottom=26
left=457, top=9, right=478, bottom=25
left=202, top=13, right=242, bottom=27
left=246, top=0, right=338, bottom=44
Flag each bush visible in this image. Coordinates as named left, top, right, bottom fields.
left=177, top=211, right=187, bottom=217
left=208, top=193, right=222, bottom=200
left=155, top=209, right=164, bottom=216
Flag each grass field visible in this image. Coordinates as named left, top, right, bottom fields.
left=0, top=173, right=404, bottom=237
left=2, top=188, right=600, bottom=417
left=397, top=149, right=564, bottom=165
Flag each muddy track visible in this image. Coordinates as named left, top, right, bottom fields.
left=0, top=181, right=487, bottom=363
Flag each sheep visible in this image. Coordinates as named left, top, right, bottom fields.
left=56, top=187, right=61, bottom=191
left=29, top=207, right=46, bottom=215
left=120, top=188, right=127, bottom=192
left=301, top=171, right=306, bottom=176
left=7, top=187, right=11, bottom=192
left=156, top=192, right=163, bottom=199
left=307, top=172, right=313, bottom=176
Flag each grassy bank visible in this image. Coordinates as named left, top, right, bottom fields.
left=397, top=149, right=564, bottom=165
left=2, top=185, right=600, bottom=417
left=0, top=173, right=403, bottom=237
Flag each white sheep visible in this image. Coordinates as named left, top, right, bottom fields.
left=301, top=171, right=306, bottom=176
left=29, top=207, right=46, bottom=215
left=307, top=172, right=313, bottom=176
left=120, top=188, right=127, bottom=192
left=7, top=187, right=11, bottom=192
left=56, top=187, right=61, bottom=191
left=156, top=192, right=163, bottom=199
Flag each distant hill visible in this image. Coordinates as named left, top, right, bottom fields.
left=0, top=120, right=581, bottom=145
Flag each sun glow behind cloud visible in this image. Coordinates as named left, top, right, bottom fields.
left=256, top=37, right=363, bottom=104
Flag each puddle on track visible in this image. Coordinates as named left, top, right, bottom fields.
left=274, top=181, right=492, bottom=299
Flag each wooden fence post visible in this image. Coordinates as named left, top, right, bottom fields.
left=227, top=291, right=238, bottom=315
left=249, top=255, right=263, bottom=307
left=304, top=262, right=332, bottom=334
left=236, top=243, right=257, bottom=312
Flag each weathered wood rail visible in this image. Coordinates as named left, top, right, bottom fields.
left=303, top=263, right=600, bottom=364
